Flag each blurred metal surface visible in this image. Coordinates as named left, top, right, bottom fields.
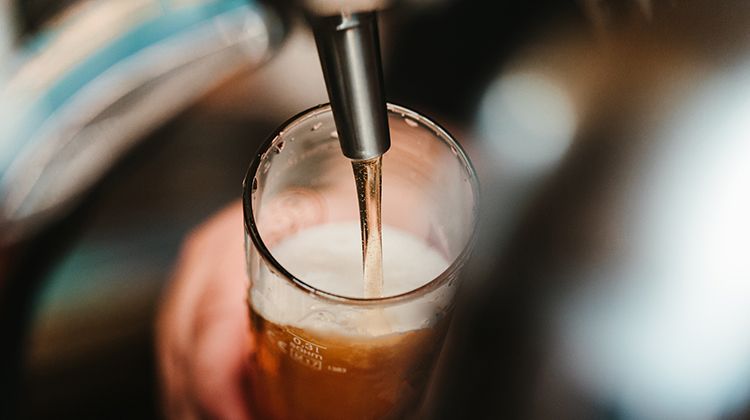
left=0, top=0, right=285, bottom=245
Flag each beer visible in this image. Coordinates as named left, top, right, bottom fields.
left=248, top=310, right=448, bottom=420
left=247, top=222, right=450, bottom=420
left=352, top=157, right=384, bottom=298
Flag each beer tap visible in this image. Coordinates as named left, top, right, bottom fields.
left=306, top=6, right=391, bottom=161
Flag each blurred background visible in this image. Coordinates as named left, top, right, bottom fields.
left=2, top=0, right=750, bottom=419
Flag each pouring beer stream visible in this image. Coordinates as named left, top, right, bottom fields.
left=241, top=3, right=479, bottom=418
left=309, top=9, right=390, bottom=298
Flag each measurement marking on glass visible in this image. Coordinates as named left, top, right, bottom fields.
left=284, top=329, right=327, bottom=370
left=286, top=330, right=328, bottom=349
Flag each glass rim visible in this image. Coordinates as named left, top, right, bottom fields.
left=242, top=102, right=479, bottom=306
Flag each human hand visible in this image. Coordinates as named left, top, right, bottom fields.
left=156, top=201, right=252, bottom=419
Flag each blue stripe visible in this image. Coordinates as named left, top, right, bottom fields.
left=2, top=0, right=253, bottom=171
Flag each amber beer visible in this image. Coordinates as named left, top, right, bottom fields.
left=245, top=219, right=454, bottom=419
left=248, top=309, right=449, bottom=420
left=244, top=218, right=455, bottom=420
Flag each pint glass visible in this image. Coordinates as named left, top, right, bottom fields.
left=242, top=103, right=478, bottom=419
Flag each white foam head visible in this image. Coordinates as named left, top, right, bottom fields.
left=250, top=222, right=451, bottom=336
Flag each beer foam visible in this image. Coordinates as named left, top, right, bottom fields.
left=273, top=222, right=447, bottom=297
left=251, top=222, right=451, bottom=335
